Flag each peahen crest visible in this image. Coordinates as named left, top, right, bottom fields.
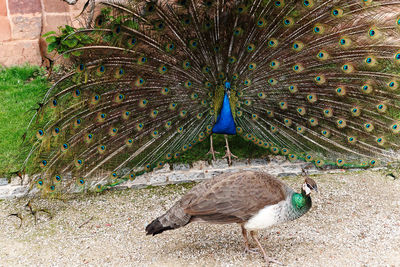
left=26, top=0, right=400, bottom=193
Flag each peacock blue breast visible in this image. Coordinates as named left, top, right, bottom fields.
left=212, top=92, right=237, bottom=135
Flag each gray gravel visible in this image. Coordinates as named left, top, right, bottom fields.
left=1, top=170, right=399, bottom=267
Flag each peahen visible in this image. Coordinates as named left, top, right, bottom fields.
left=24, top=0, right=400, bottom=193
left=145, top=171, right=318, bottom=264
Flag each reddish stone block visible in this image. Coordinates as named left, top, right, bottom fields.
left=43, top=14, right=71, bottom=33
left=0, top=16, right=11, bottom=41
left=0, top=40, right=42, bottom=66
left=43, top=0, right=68, bottom=13
left=0, top=0, right=7, bottom=16
left=11, top=15, right=42, bottom=40
left=8, top=0, right=41, bottom=15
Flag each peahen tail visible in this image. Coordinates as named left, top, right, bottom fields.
left=25, top=0, right=400, bottom=194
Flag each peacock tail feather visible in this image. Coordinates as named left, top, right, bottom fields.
left=26, top=0, right=400, bottom=193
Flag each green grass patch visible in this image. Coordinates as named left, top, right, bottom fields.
left=0, top=65, right=50, bottom=176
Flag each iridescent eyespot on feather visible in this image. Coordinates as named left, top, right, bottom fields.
left=390, top=122, right=400, bottom=134
left=336, top=86, right=346, bottom=96
left=313, top=24, right=325, bottom=34
left=135, top=77, right=145, bottom=87
left=40, top=160, right=48, bottom=168
left=158, top=65, right=168, bottom=74
left=376, top=103, right=387, bottom=113
left=54, top=175, right=62, bottom=183
left=281, top=148, right=289, bottom=155
left=244, top=79, right=251, bottom=86
left=271, top=125, right=278, bottom=133
left=396, top=52, right=400, bottom=64
left=188, top=39, right=198, bottom=49
left=288, top=154, right=297, bottom=161
left=258, top=92, right=266, bottom=99
left=114, top=94, right=124, bottom=103
left=126, top=138, right=134, bottom=147
left=165, top=153, right=172, bottom=160
left=338, top=37, right=351, bottom=49
left=229, top=56, right=237, bottom=64
left=76, top=63, right=85, bottom=73
left=303, top=0, right=314, bottom=8
left=297, top=107, right=306, bottom=116
left=361, top=83, right=373, bottom=94
left=269, top=60, right=280, bottom=70
left=139, top=99, right=148, bottom=108
left=321, top=129, right=331, bottom=137
left=180, top=110, right=188, bottom=118
left=143, top=2, right=156, bottom=15
left=161, top=87, right=170, bottom=95
left=191, top=93, right=199, bottom=100
left=204, top=81, right=212, bottom=88
left=169, top=103, right=177, bottom=110
left=202, top=66, right=211, bottom=74
left=323, top=108, right=333, bottom=118
left=387, top=80, right=399, bottom=90
left=252, top=114, right=258, bottom=120
left=182, top=60, right=191, bottom=70
left=248, top=63, right=256, bottom=71
left=283, top=16, right=294, bottom=27
left=284, top=118, right=292, bottom=127
left=315, top=159, right=325, bottom=167
left=314, top=75, right=326, bottom=85
left=237, top=110, right=243, bottom=117
left=72, top=89, right=81, bottom=98
left=236, top=4, right=248, bottom=14
left=97, top=113, right=106, bottom=123
left=305, top=154, right=314, bottom=162
left=77, top=178, right=85, bottom=186
left=274, top=0, right=284, bottom=7
left=75, top=159, right=83, bottom=168
left=51, top=98, right=58, bottom=108
left=218, top=72, right=225, bottom=79
left=113, top=24, right=122, bottom=34
left=268, top=38, right=278, bottom=48
left=271, top=147, right=280, bottom=154
left=91, top=94, right=101, bottom=105
left=61, top=143, right=69, bottom=152
left=246, top=44, right=255, bottom=52
left=268, top=78, right=277, bottom=85
left=184, top=80, right=193, bottom=89
left=165, top=43, right=175, bottom=53
left=98, top=145, right=106, bottom=154
left=85, top=133, right=94, bottom=143
left=316, top=50, right=329, bottom=61
left=137, top=56, right=147, bottom=65
left=74, top=118, right=82, bottom=128
left=136, top=123, right=144, bottom=131
left=331, top=8, right=343, bottom=18
left=127, top=36, right=137, bottom=47
left=203, top=20, right=212, bottom=31
left=369, top=159, right=377, bottom=167
left=37, top=178, right=44, bottom=188
left=350, top=106, right=361, bottom=117
left=36, top=129, right=45, bottom=139
left=153, top=21, right=165, bottom=31
left=368, top=27, right=379, bottom=39
left=95, top=15, right=105, bottom=27
left=151, top=110, right=159, bottom=118
left=364, top=56, right=377, bottom=67
left=115, top=68, right=124, bottom=79
left=181, top=15, right=192, bottom=26
left=52, top=127, right=60, bottom=137
left=236, top=127, right=243, bottom=134
left=336, top=119, right=347, bottom=129
left=336, top=158, right=345, bottom=167
left=109, top=127, right=118, bottom=136
left=364, top=122, right=374, bottom=132
left=244, top=100, right=252, bottom=106
left=309, top=117, right=318, bottom=127
left=151, top=131, right=159, bottom=138
left=177, top=127, right=184, bottom=133
left=347, top=136, right=357, bottom=144
left=257, top=18, right=267, bottom=28
left=233, top=27, right=243, bottom=37
left=292, top=41, right=304, bottom=52
left=122, top=111, right=131, bottom=120
left=296, top=125, right=306, bottom=134
left=376, top=137, right=385, bottom=146
left=341, top=63, right=354, bottom=73
left=292, top=64, right=304, bottom=73
left=288, top=85, right=298, bottom=94
left=307, top=93, right=317, bottom=103
left=279, top=101, right=288, bottom=110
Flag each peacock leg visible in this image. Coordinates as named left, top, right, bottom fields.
left=250, top=231, right=283, bottom=265
left=241, top=224, right=259, bottom=254
left=206, top=135, right=219, bottom=160
left=223, top=134, right=237, bottom=165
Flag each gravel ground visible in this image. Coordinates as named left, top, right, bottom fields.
left=1, top=170, right=400, bottom=267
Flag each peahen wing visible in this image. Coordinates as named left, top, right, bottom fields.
left=229, top=0, right=400, bottom=167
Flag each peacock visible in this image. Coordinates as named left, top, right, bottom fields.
left=24, top=0, right=400, bottom=194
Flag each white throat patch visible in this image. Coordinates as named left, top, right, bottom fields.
left=302, top=183, right=311, bottom=195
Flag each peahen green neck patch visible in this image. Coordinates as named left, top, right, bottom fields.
left=212, top=82, right=237, bottom=135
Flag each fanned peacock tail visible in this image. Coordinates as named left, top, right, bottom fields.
left=25, top=0, right=400, bottom=194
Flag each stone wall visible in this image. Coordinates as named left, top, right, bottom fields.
left=0, top=0, right=86, bottom=66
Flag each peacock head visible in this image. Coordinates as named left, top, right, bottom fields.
left=302, top=177, right=318, bottom=196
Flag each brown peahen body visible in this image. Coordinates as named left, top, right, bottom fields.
left=24, top=0, right=400, bottom=193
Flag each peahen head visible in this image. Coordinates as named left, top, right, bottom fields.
left=302, top=177, right=318, bottom=196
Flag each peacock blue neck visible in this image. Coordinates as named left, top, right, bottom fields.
left=211, top=89, right=237, bottom=135
left=291, top=192, right=312, bottom=214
